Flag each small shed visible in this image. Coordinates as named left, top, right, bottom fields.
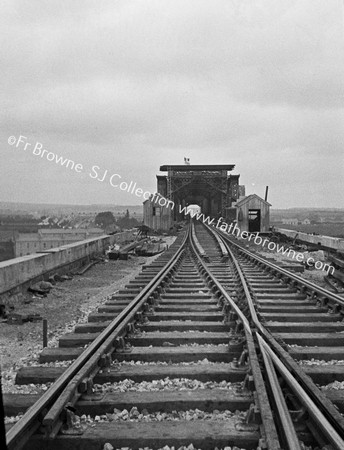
left=236, top=194, right=271, bottom=233
left=143, top=194, right=173, bottom=231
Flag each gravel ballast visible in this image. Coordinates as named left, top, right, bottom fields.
left=1, top=248, right=172, bottom=393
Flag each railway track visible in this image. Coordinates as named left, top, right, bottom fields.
left=3, top=221, right=344, bottom=449
left=210, top=223, right=344, bottom=448
left=216, top=226, right=344, bottom=389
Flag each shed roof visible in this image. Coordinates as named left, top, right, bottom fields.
left=236, top=194, right=271, bottom=207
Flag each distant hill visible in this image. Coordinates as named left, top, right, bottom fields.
left=0, top=201, right=143, bottom=217
left=272, top=208, right=344, bottom=212
left=271, top=208, right=344, bottom=223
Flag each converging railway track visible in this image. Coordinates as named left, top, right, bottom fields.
left=4, top=221, right=344, bottom=450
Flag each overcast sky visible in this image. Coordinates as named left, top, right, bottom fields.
left=1, top=0, right=343, bottom=208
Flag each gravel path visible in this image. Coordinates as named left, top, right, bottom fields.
left=1, top=241, right=175, bottom=393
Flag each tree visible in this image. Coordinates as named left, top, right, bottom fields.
left=95, top=211, right=115, bottom=228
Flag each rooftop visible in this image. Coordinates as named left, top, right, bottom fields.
left=159, top=164, right=235, bottom=172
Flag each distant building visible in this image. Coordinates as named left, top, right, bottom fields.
left=14, top=228, right=105, bottom=257
left=301, top=218, right=311, bottom=225
left=282, top=218, right=299, bottom=225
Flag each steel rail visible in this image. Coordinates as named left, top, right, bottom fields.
left=189, top=221, right=282, bottom=450
left=207, top=223, right=229, bottom=259
left=195, top=223, right=301, bottom=449
left=203, top=224, right=262, bottom=332
left=190, top=221, right=207, bottom=260
left=257, top=337, right=302, bottom=450
left=6, top=228, right=189, bottom=450
left=206, top=223, right=344, bottom=447
left=218, top=229, right=344, bottom=308
left=190, top=222, right=251, bottom=334
left=208, top=224, right=305, bottom=448
left=258, top=334, right=344, bottom=450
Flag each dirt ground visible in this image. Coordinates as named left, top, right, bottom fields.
left=0, top=240, right=175, bottom=393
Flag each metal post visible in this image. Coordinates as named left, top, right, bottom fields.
left=43, top=319, right=48, bottom=348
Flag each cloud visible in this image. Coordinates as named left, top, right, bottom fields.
left=0, top=0, right=343, bottom=207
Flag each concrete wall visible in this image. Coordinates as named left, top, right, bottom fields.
left=0, top=230, right=135, bottom=301
left=275, top=228, right=344, bottom=252
left=14, top=228, right=105, bottom=257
